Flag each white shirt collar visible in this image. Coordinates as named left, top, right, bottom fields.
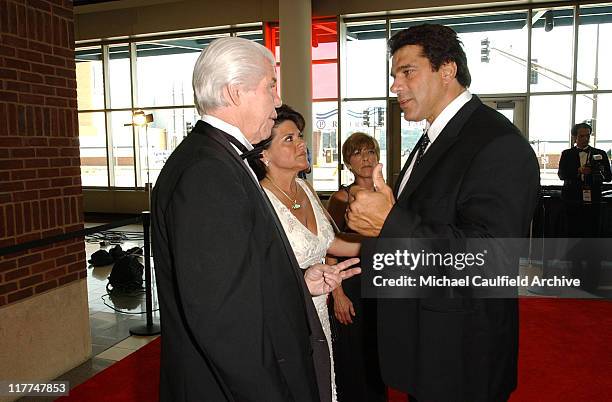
left=425, top=89, right=473, bottom=144
left=201, top=115, right=254, bottom=151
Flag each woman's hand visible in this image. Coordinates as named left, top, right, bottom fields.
left=334, top=292, right=355, bottom=325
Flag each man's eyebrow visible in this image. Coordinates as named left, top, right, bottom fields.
left=271, top=77, right=277, bottom=84
left=391, top=64, right=413, bottom=78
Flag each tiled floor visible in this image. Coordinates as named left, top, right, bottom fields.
left=85, top=221, right=160, bottom=357
left=19, top=220, right=159, bottom=402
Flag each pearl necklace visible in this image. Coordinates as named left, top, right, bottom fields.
left=267, top=176, right=301, bottom=210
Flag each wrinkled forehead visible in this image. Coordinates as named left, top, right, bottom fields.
left=576, top=128, right=591, bottom=137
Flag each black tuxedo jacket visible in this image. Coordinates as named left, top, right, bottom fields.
left=152, top=121, right=331, bottom=402
left=378, top=96, right=540, bottom=401
left=558, top=146, right=612, bottom=202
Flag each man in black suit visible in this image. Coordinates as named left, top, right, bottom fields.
left=558, top=123, right=611, bottom=291
left=558, top=122, right=612, bottom=203
left=152, top=37, right=359, bottom=402
left=346, top=25, right=540, bottom=401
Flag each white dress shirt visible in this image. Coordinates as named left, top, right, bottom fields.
left=200, top=115, right=258, bottom=181
left=577, top=145, right=591, bottom=181
left=578, top=146, right=590, bottom=167
left=397, top=90, right=473, bottom=196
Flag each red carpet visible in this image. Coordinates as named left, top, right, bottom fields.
left=59, top=298, right=612, bottom=401
left=56, top=338, right=161, bottom=402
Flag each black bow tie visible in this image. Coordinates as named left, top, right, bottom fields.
left=578, top=148, right=589, bottom=153
left=241, top=146, right=266, bottom=161
left=221, top=132, right=264, bottom=161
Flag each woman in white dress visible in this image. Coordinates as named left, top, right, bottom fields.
left=252, top=105, right=361, bottom=402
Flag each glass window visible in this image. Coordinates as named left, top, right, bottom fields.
left=313, top=63, right=337, bottom=100
left=313, top=21, right=337, bottom=60
left=236, top=30, right=264, bottom=46
left=594, top=94, right=612, bottom=156
left=313, top=21, right=338, bottom=100
left=575, top=93, right=612, bottom=155
left=75, top=46, right=104, bottom=110
left=137, top=108, right=199, bottom=186
left=79, top=111, right=108, bottom=186
left=76, top=28, right=269, bottom=190
left=267, top=21, right=338, bottom=100
left=529, top=94, right=572, bottom=185
left=530, top=8, right=575, bottom=93
left=344, top=21, right=387, bottom=98
left=577, top=4, right=612, bottom=91
left=575, top=93, right=597, bottom=129
left=136, top=34, right=227, bottom=108
left=108, top=45, right=132, bottom=109
left=312, top=101, right=338, bottom=191
left=265, top=24, right=281, bottom=63
left=108, top=111, right=135, bottom=187
left=341, top=100, right=387, bottom=186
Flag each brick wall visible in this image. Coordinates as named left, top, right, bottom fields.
left=0, top=0, right=84, bottom=308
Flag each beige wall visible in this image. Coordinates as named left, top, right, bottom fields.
left=75, top=0, right=278, bottom=40
left=0, top=280, right=91, bottom=402
left=314, top=0, right=559, bottom=17
left=75, top=0, right=562, bottom=40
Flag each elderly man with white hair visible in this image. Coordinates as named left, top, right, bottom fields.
left=152, top=37, right=359, bottom=402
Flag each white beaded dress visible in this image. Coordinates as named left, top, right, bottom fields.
left=264, top=178, right=337, bottom=402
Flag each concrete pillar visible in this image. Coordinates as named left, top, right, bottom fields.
left=279, top=0, right=312, bottom=176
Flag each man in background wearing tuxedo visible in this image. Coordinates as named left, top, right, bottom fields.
left=152, top=37, right=359, bottom=402
left=558, top=122, right=611, bottom=203
left=346, top=24, right=540, bottom=401
left=558, top=122, right=612, bottom=291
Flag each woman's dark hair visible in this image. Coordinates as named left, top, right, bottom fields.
left=275, top=104, right=306, bottom=132
left=388, top=24, right=471, bottom=88
left=252, top=104, right=305, bottom=180
left=571, top=122, right=592, bottom=138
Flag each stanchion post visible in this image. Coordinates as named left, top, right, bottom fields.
left=130, top=211, right=161, bottom=336
left=528, top=196, right=560, bottom=295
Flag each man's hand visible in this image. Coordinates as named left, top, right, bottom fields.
left=305, top=258, right=360, bottom=296
left=333, top=292, right=355, bottom=325
left=346, top=163, right=395, bottom=237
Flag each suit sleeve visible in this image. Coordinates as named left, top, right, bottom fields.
left=558, top=149, right=576, bottom=180
left=381, top=133, right=540, bottom=239
left=165, top=158, right=289, bottom=401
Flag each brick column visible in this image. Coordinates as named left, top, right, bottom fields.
left=0, top=0, right=85, bottom=307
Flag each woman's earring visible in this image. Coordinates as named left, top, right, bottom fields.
left=263, top=159, right=270, bottom=167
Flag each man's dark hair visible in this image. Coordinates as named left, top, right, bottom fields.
left=571, top=122, right=592, bottom=137
left=388, top=24, right=471, bottom=88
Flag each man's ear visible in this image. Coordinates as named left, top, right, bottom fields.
left=224, top=84, right=241, bottom=106
left=440, top=61, right=457, bottom=84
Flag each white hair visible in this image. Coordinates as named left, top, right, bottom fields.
left=192, top=37, right=275, bottom=115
